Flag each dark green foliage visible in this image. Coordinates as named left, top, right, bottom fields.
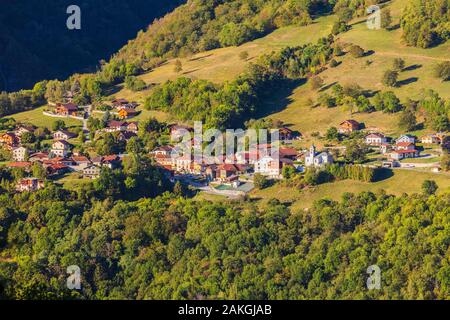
left=401, top=0, right=449, bottom=48
left=433, top=62, right=450, bottom=81
left=419, top=90, right=450, bottom=131
left=125, top=76, right=147, bottom=92
left=349, top=45, right=365, bottom=58
left=422, top=180, right=438, bottom=195
left=319, top=93, right=337, bottom=108
left=373, top=91, right=402, bottom=113
left=254, top=173, right=270, bottom=190
left=326, top=127, right=339, bottom=141
left=0, top=0, right=182, bottom=91
left=381, top=8, right=392, bottom=29
left=382, top=70, right=399, bottom=87
left=0, top=158, right=448, bottom=300
left=393, top=58, right=405, bottom=71
left=52, top=120, right=66, bottom=131
left=344, top=140, right=369, bottom=163
left=398, top=109, right=417, bottom=131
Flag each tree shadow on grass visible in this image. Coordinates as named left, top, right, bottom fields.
left=364, top=50, right=375, bottom=57
left=373, top=168, right=394, bottom=182
left=254, top=78, right=306, bottom=119
left=403, top=64, right=422, bottom=72
left=189, top=54, right=213, bottom=62
left=397, top=77, right=418, bottom=87
left=182, top=68, right=200, bottom=75
left=319, top=81, right=338, bottom=92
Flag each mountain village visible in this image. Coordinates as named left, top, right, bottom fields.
left=0, top=99, right=447, bottom=195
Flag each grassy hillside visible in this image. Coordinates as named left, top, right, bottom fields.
left=6, top=105, right=82, bottom=129
left=106, top=0, right=448, bottom=139
left=110, top=15, right=336, bottom=102
left=9, top=0, right=448, bottom=135
left=251, top=169, right=450, bottom=210
left=264, top=0, right=449, bottom=140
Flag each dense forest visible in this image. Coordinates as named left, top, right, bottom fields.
left=0, top=0, right=184, bottom=91
left=0, top=166, right=448, bottom=299
left=401, top=0, right=449, bottom=48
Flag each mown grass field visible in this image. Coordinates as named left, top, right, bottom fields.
left=5, top=105, right=83, bottom=129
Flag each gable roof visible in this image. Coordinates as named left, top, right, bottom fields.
left=340, top=119, right=360, bottom=126
left=366, top=133, right=385, bottom=138
left=7, top=161, right=32, bottom=168
left=108, top=120, right=127, bottom=127
left=61, top=103, right=78, bottom=110
left=54, top=129, right=76, bottom=138
left=396, top=142, right=415, bottom=147
left=53, top=139, right=71, bottom=147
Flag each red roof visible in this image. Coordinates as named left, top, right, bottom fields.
left=112, top=98, right=129, bottom=105
left=29, top=152, right=49, bottom=159
left=280, top=147, right=298, bottom=157
left=103, top=155, right=120, bottom=162
left=366, top=133, right=385, bottom=138
left=72, top=156, right=90, bottom=162
left=218, top=164, right=238, bottom=172
left=396, top=142, right=414, bottom=147
left=48, top=163, right=69, bottom=170
left=7, top=162, right=32, bottom=168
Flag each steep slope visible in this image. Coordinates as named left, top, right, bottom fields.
left=0, top=0, right=184, bottom=91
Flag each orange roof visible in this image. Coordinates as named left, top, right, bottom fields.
left=72, top=156, right=90, bottom=162
left=7, top=162, right=32, bottom=168
left=218, top=164, right=238, bottom=172
left=103, top=155, right=120, bottom=162
left=280, top=147, right=298, bottom=157
left=396, top=142, right=414, bottom=147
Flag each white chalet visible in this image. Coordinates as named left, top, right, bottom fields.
left=396, top=135, right=416, bottom=144
left=365, top=133, right=387, bottom=146
left=254, top=156, right=281, bottom=177
left=12, top=146, right=28, bottom=162
left=51, top=140, right=71, bottom=157
left=53, top=130, right=76, bottom=140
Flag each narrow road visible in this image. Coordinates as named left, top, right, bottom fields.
left=82, top=105, right=92, bottom=142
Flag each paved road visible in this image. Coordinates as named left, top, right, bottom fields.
left=82, top=105, right=92, bottom=142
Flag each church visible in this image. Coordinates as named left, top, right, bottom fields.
left=304, top=145, right=333, bottom=167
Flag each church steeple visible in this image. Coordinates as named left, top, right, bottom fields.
left=310, top=144, right=316, bottom=156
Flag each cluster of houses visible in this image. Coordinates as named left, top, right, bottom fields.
left=1, top=112, right=447, bottom=193
left=0, top=122, right=124, bottom=192
left=338, top=119, right=446, bottom=162
left=12, top=154, right=123, bottom=193
left=111, top=98, right=139, bottom=119
left=365, top=132, right=446, bottom=161
left=151, top=143, right=305, bottom=183
left=151, top=124, right=332, bottom=186
left=99, top=120, right=138, bottom=141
